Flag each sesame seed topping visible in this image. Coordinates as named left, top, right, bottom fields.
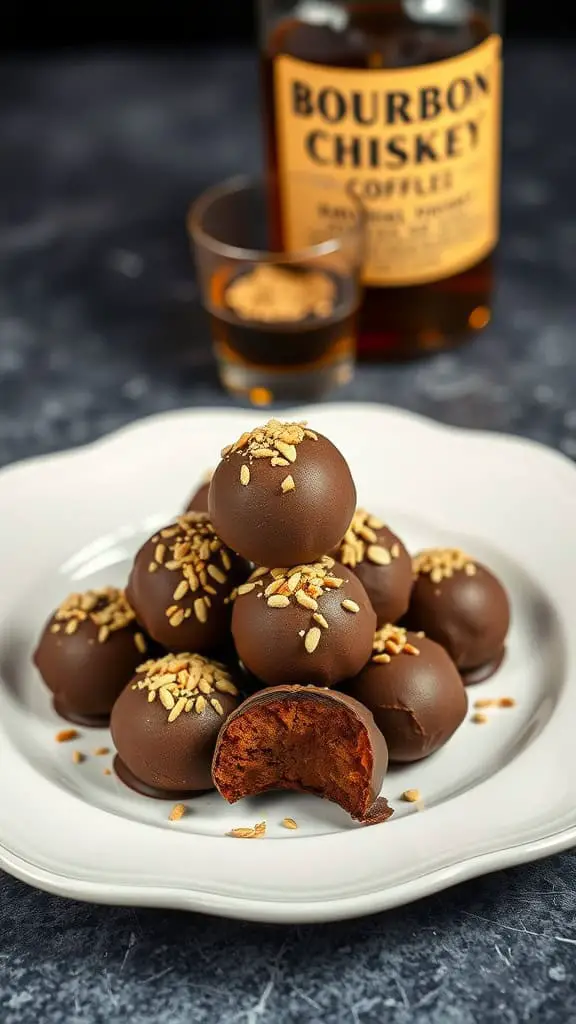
left=341, top=599, right=360, bottom=614
left=276, top=441, right=297, bottom=463
left=367, top=545, right=391, bottom=566
left=134, top=653, right=237, bottom=723
left=134, top=632, right=147, bottom=654
left=372, top=625, right=420, bottom=661
left=50, top=588, right=136, bottom=644
left=235, top=556, right=352, bottom=655
left=146, top=512, right=236, bottom=629
left=221, top=420, right=315, bottom=475
left=304, top=627, right=321, bottom=654
left=413, top=548, right=477, bottom=583
left=336, top=509, right=392, bottom=569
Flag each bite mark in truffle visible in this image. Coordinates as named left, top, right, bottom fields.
left=212, top=685, right=392, bottom=826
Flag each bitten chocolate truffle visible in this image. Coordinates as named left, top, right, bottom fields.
left=212, top=685, right=393, bottom=825
left=209, top=419, right=356, bottom=567
left=332, top=509, right=412, bottom=626
left=34, top=588, right=151, bottom=726
left=185, top=469, right=213, bottom=514
left=347, top=625, right=468, bottom=762
left=231, top=556, right=376, bottom=687
left=405, top=548, right=511, bottom=684
left=111, top=652, right=240, bottom=798
left=127, top=512, right=249, bottom=653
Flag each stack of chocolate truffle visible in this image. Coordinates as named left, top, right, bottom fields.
left=34, top=418, right=510, bottom=826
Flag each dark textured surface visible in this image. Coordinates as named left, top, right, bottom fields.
left=1, top=44, right=576, bottom=1024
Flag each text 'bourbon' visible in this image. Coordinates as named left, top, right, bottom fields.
left=260, top=0, right=502, bottom=359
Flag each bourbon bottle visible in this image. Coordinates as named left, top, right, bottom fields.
left=260, top=1, right=502, bottom=359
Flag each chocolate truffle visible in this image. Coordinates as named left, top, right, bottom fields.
left=209, top=419, right=356, bottom=567
left=405, top=548, right=511, bottom=683
left=331, top=509, right=412, bottom=626
left=231, top=556, right=376, bottom=687
left=347, top=625, right=468, bottom=762
left=111, top=652, right=240, bottom=798
left=127, top=512, right=249, bottom=653
left=212, top=685, right=393, bottom=825
left=34, top=587, right=151, bottom=726
left=185, top=469, right=213, bottom=514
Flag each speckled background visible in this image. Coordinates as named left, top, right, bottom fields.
left=1, top=44, right=576, bottom=1024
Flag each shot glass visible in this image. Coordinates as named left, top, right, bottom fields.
left=188, top=174, right=364, bottom=406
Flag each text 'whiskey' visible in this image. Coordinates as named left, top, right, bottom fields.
left=260, top=0, right=502, bottom=359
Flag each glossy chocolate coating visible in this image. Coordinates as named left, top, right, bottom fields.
left=34, top=593, right=150, bottom=727
left=232, top=561, right=376, bottom=687
left=111, top=663, right=239, bottom=798
left=185, top=482, right=210, bottom=514
left=347, top=631, right=468, bottom=762
left=332, top=520, right=412, bottom=626
left=185, top=470, right=213, bottom=514
left=127, top=513, right=248, bottom=653
left=406, top=558, right=510, bottom=681
left=212, top=684, right=392, bottom=825
left=209, top=429, right=356, bottom=567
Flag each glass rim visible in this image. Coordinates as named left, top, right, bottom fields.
left=187, top=173, right=365, bottom=263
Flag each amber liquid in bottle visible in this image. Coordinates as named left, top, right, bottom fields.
left=262, top=2, right=498, bottom=360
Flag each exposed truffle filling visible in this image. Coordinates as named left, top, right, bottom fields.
left=213, top=697, right=376, bottom=818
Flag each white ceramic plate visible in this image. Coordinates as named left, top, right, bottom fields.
left=1, top=403, right=574, bottom=923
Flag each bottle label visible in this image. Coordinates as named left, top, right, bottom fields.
left=273, top=35, right=501, bottom=287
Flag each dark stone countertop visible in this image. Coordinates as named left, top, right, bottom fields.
left=1, top=43, right=576, bottom=1024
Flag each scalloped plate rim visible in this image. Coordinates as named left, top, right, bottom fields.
left=1, top=402, right=575, bottom=923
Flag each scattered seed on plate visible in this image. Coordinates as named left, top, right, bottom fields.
left=169, top=803, right=187, bottom=822
left=56, top=729, right=79, bottom=743
left=401, top=789, right=421, bottom=803
left=227, top=821, right=266, bottom=839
